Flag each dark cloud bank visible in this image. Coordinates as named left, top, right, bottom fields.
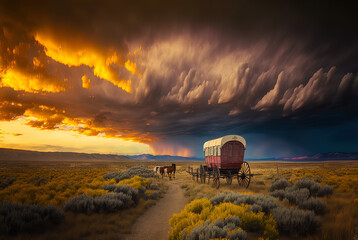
left=0, top=0, right=357, bottom=157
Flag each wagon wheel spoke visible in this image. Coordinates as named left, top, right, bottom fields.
left=237, top=161, right=251, bottom=188
left=212, top=166, right=220, bottom=189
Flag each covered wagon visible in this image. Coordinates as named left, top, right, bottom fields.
left=188, top=135, right=253, bottom=188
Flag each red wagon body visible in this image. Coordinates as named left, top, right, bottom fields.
left=203, top=135, right=246, bottom=170
left=188, top=135, right=253, bottom=189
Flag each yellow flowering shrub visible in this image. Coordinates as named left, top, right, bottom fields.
left=282, top=168, right=358, bottom=193
left=117, top=175, right=148, bottom=189
left=169, top=198, right=278, bottom=240
left=0, top=169, right=149, bottom=207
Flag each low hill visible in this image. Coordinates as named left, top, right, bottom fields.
left=247, top=152, right=358, bottom=161
left=0, top=148, right=132, bottom=162
left=126, top=154, right=203, bottom=161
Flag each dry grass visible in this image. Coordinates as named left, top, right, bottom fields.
left=0, top=160, right=168, bottom=239
left=6, top=199, right=157, bottom=240
left=1, top=160, right=357, bottom=240
left=176, top=161, right=358, bottom=240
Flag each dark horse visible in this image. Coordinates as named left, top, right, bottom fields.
left=159, top=163, right=176, bottom=180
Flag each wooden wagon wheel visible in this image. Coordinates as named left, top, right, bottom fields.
left=226, top=171, right=233, bottom=185
left=237, top=161, right=251, bottom=188
left=200, top=165, right=206, bottom=184
left=213, top=166, right=220, bottom=189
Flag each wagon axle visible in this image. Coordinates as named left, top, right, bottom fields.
left=187, top=161, right=256, bottom=189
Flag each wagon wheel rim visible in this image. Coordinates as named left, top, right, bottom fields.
left=213, top=166, right=220, bottom=189
left=226, top=172, right=233, bottom=185
left=237, top=161, right=251, bottom=188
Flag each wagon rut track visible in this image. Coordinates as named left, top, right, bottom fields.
left=120, top=180, right=188, bottom=240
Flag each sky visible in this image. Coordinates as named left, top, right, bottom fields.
left=0, top=0, right=357, bottom=158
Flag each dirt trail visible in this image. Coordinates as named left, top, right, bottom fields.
left=121, top=180, right=188, bottom=240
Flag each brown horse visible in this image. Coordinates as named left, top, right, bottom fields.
left=159, top=164, right=176, bottom=180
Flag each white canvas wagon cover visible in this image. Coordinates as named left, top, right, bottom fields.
left=203, top=135, right=246, bottom=150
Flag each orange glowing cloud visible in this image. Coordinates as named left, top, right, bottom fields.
left=148, top=142, right=194, bottom=157
left=81, top=74, right=91, bottom=89
left=35, top=32, right=135, bottom=92
left=0, top=32, right=68, bottom=93
left=0, top=68, right=67, bottom=93
left=125, top=60, right=137, bottom=75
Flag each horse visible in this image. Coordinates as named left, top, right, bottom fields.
left=153, top=166, right=161, bottom=174
left=169, top=163, right=176, bottom=179
left=163, top=164, right=176, bottom=180
left=159, top=166, right=166, bottom=179
left=159, top=164, right=176, bottom=180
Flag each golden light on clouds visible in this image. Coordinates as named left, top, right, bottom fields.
left=0, top=68, right=67, bottom=93
left=35, top=33, right=133, bottom=92
left=124, top=60, right=137, bottom=75
left=81, top=75, right=91, bottom=89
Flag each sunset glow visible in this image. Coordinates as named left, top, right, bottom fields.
left=0, top=1, right=357, bottom=158
left=0, top=118, right=152, bottom=155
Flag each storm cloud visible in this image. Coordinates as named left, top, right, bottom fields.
left=0, top=0, right=357, bottom=157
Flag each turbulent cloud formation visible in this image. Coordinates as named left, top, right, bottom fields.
left=0, top=0, right=357, bottom=157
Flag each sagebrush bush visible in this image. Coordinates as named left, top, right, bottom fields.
left=183, top=217, right=247, bottom=240
left=269, top=179, right=292, bottom=192
left=317, top=185, right=334, bottom=197
left=102, top=184, right=139, bottom=203
left=169, top=198, right=278, bottom=240
left=0, top=168, right=117, bottom=207
left=271, top=206, right=320, bottom=235
left=0, top=200, right=63, bottom=235
left=209, top=190, right=323, bottom=236
left=63, top=193, right=133, bottom=214
left=294, top=179, right=333, bottom=197
left=103, top=166, right=156, bottom=182
left=0, top=176, right=16, bottom=190
left=270, top=190, right=285, bottom=200
left=283, top=188, right=310, bottom=204
left=117, top=175, right=148, bottom=189
left=269, top=178, right=332, bottom=217
left=211, top=192, right=280, bottom=214
left=270, top=178, right=333, bottom=198
left=298, top=198, right=326, bottom=214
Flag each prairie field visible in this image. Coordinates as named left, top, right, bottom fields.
left=173, top=161, right=358, bottom=240
left=0, top=159, right=357, bottom=240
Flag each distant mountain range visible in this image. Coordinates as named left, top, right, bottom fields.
left=247, top=152, right=358, bottom=162
left=125, top=154, right=203, bottom=161
left=0, top=148, right=357, bottom=162
left=0, top=148, right=132, bottom=161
